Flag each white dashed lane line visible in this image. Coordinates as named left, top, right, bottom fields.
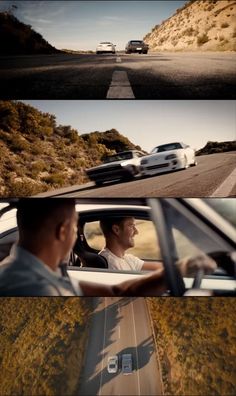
left=106, top=70, right=135, bottom=99
left=211, top=167, right=236, bottom=197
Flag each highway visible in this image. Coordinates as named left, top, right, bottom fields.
left=78, top=297, right=163, bottom=396
left=0, top=52, right=235, bottom=99
left=37, top=152, right=236, bottom=198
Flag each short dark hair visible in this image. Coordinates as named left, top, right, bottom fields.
left=100, top=217, right=131, bottom=236
left=17, top=198, right=76, bottom=233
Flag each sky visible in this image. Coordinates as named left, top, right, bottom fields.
left=0, top=0, right=186, bottom=50
left=22, top=100, right=236, bottom=152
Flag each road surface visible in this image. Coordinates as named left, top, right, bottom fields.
left=0, top=52, right=235, bottom=99
left=36, top=152, right=236, bottom=198
left=77, top=297, right=163, bottom=396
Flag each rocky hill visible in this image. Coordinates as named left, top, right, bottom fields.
left=0, top=12, right=60, bottom=55
left=0, top=101, right=142, bottom=197
left=144, top=0, right=236, bottom=51
left=196, top=140, right=236, bottom=155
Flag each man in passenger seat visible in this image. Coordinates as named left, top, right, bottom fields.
left=0, top=199, right=80, bottom=296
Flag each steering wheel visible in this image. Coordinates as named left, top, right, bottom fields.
left=192, top=268, right=205, bottom=289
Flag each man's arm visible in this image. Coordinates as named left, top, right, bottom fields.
left=142, top=261, right=163, bottom=271
left=79, top=268, right=167, bottom=296
left=79, top=253, right=217, bottom=297
left=142, top=254, right=216, bottom=275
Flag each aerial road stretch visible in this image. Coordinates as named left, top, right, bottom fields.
left=78, top=297, right=163, bottom=396
left=0, top=52, right=236, bottom=99
left=37, top=152, right=236, bottom=198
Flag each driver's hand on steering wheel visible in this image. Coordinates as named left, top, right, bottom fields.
left=176, top=253, right=217, bottom=277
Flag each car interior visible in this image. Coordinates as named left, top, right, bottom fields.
left=0, top=199, right=235, bottom=296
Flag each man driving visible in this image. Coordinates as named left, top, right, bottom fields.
left=99, top=216, right=217, bottom=276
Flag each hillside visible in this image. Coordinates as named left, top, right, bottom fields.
left=0, top=101, right=142, bottom=197
left=147, top=298, right=236, bottom=396
left=144, top=0, right=236, bottom=51
left=0, top=12, right=60, bottom=55
left=0, top=298, right=93, bottom=396
left=196, top=140, right=236, bottom=155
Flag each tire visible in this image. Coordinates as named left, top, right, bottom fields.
left=183, top=156, right=189, bottom=169
left=95, top=181, right=103, bottom=187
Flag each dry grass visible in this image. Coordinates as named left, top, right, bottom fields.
left=147, top=298, right=236, bottom=396
left=0, top=298, right=93, bottom=396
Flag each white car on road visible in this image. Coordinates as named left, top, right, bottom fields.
left=96, top=42, right=116, bottom=54
left=140, top=142, right=197, bottom=176
left=107, top=355, right=118, bottom=373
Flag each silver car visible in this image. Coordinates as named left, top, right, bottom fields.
left=122, top=354, right=132, bottom=374
left=107, top=355, right=118, bottom=373
left=96, top=42, right=116, bottom=54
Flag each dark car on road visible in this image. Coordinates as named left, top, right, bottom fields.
left=125, top=40, right=149, bottom=54
left=85, top=150, right=145, bottom=186
left=122, top=354, right=133, bottom=374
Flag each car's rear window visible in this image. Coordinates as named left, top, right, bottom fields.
left=130, top=41, right=143, bottom=44
left=104, top=152, right=133, bottom=162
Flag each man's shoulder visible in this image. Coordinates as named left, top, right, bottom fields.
left=124, top=253, right=142, bottom=261
left=0, top=256, right=76, bottom=296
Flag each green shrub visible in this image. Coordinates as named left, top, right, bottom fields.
left=5, top=180, right=47, bottom=197
left=183, top=27, right=195, bottom=36
left=42, top=173, right=66, bottom=186
left=9, top=135, right=29, bottom=153
left=221, top=22, right=229, bottom=28
left=197, top=33, right=209, bottom=46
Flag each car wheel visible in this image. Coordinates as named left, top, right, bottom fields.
left=95, top=181, right=103, bottom=187
left=183, top=156, right=189, bottom=169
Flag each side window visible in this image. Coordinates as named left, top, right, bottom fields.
left=83, top=221, right=104, bottom=251
left=84, top=219, right=162, bottom=260
left=172, top=228, right=202, bottom=260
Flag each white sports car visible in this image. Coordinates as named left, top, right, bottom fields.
left=140, top=142, right=197, bottom=176
left=96, top=42, right=116, bottom=54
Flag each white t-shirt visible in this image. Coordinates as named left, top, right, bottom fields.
left=99, top=247, right=144, bottom=271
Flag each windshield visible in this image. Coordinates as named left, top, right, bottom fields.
left=204, top=198, right=236, bottom=228
left=151, top=143, right=182, bottom=153
left=104, top=152, right=133, bottom=163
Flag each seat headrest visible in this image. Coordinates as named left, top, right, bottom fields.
left=74, top=235, right=108, bottom=269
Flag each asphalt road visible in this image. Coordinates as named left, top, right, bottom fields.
left=38, top=152, right=236, bottom=198
left=0, top=51, right=235, bottom=99
left=78, top=297, right=163, bottom=396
